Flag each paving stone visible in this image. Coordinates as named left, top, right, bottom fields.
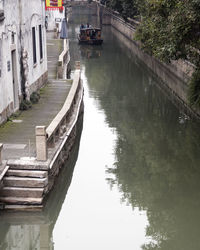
left=3, top=144, right=27, bottom=150
left=12, top=120, right=23, bottom=123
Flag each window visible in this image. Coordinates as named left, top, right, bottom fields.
left=0, top=10, right=5, bottom=22
left=32, top=27, right=37, bottom=64
left=39, top=25, right=43, bottom=60
left=0, top=39, right=1, bottom=77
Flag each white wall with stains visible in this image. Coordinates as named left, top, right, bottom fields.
left=0, top=0, right=48, bottom=124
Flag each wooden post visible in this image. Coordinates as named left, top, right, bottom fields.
left=0, top=143, right=3, bottom=165
left=36, top=126, right=47, bottom=161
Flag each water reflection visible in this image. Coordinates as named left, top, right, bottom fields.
left=80, top=45, right=102, bottom=59
left=1, top=7, right=200, bottom=250
left=78, top=14, right=200, bottom=250
left=0, top=117, right=83, bottom=250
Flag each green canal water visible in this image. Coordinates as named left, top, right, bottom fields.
left=1, top=8, right=200, bottom=250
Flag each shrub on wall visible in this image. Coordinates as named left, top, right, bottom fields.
left=188, top=68, right=200, bottom=108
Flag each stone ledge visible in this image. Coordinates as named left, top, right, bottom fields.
left=7, top=158, right=49, bottom=170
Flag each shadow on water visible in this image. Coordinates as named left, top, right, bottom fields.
left=0, top=115, right=83, bottom=250
left=68, top=8, right=200, bottom=250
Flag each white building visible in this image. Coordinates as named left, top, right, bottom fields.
left=46, top=8, right=65, bottom=32
left=0, top=0, right=48, bottom=124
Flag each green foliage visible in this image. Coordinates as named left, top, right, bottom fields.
left=106, top=0, right=139, bottom=19
left=9, top=111, right=21, bottom=119
left=6, top=111, right=22, bottom=123
left=135, top=0, right=200, bottom=65
left=133, top=0, right=200, bottom=107
left=20, top=91, right=40, bottom=110
left=106, top=0, right=200, bottom=106
left=19, top=100, right=32, bottom=110
left=30, top=91, right=40, bottom=104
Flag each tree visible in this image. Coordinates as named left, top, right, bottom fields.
left=135, top=0, right=200, bottom=107
left=106, top=0, right=139, bottom=19
left=136, top=0, right=200, bottom=62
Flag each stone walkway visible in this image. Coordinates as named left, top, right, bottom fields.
left=0, top=32, right=71, bottom=160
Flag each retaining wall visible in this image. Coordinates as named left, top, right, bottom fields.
left=0, top=66, right=84, bottom=210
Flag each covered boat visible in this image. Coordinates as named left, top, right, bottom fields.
left=78, top=27, right=103, bottom=45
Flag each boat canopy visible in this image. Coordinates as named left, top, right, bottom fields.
left=80, top=28, right=101, bottom=32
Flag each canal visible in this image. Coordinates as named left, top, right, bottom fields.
left=1, top=7, right=200, bottom=250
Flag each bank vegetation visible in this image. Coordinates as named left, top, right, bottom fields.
left=104, top=0, right=200, bottom=108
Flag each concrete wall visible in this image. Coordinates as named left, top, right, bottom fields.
left=100, top=5, right=200, bottom=117
left=0, top=0, right=48, bottom=124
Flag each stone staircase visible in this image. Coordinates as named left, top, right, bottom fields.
left=0, top=163, right=9, bottom=190
left=0, top=169, right=48, bottom=206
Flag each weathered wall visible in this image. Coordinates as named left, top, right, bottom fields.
left=0, top=0, right=48, bottom=124
left=20, top=0, right=48, bottom=93
left=99, top=5, right=199, bottom=117
left=0, top=0, right=21, bottom=122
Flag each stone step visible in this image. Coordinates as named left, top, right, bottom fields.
left=0, top=181, right=3, bottom=190
left=7, top=159, right=48, bottom=171
left=0, top=164, right=9, bottom=182
left=0, top=164, right=9, bottom=191
left=3, top=176, right=48, bottom=188
left=6, top=169, right=48, bottom=178
left=0, top=196, right=43, bottom=205
left=4, top=204, right=43, bottom=211
left=0, top=187, right=44, bottom=198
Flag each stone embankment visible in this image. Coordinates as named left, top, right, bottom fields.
left=0, top=30, right=84, bottom=210
left=0, top=64, right=83, bottom=210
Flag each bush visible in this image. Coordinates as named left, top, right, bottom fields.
left=20, top=100, right=32, bottom=110
left=188, top=68, right=200, bottom=108
left=30, top=91, right=40, bottom=104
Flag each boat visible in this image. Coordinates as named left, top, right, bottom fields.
left=78, top=27, right=103, bottom=45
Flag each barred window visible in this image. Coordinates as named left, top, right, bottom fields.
left=39, top=25, right=43, bottom=60
left=0, top=39, right=2, bottom=77
left=32, top=27, right=37, bottom=64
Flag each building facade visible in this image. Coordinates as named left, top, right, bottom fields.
left=0, top=0, right=48, bottom=124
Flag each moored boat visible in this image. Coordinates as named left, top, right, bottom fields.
left=78, top=27, right=103, bottom=45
